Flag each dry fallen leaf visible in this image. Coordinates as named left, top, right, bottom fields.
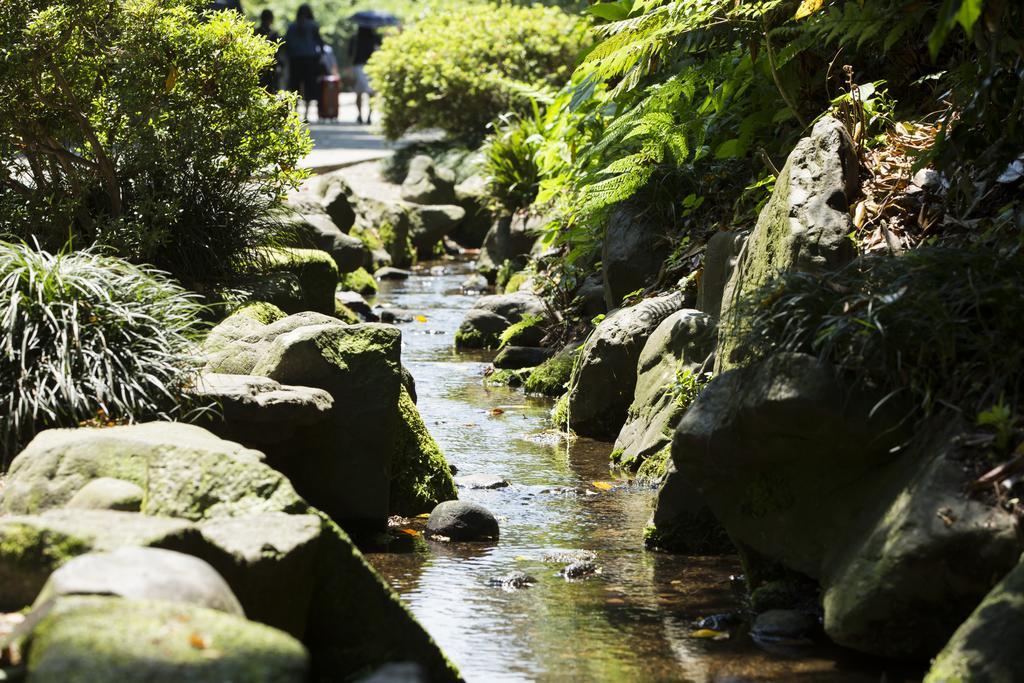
left=397, top=528, right=420, bottom=537
left=489, top=408, right=505, bottom=416
left=592, top=481, right=614, bottom=491
left=189, top=632, right=209, bottom=650
left=415, top=315, right=428, bottom=323
left=690, top=628, right=729, bottom=640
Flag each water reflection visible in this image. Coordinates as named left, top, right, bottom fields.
left=365, top=261, right=919, bottom=683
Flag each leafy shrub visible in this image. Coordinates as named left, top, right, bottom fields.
left=483, top=111, right=545, bottom=214
left=0, top=241, right=207, bottom=466
left=731, top=248, right=1024, bottom=418
left=365, top=3, right=585, bottom=141
left=0, top=0, right=310, bottom=283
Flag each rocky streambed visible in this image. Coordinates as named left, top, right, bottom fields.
left=362, top=261, right=916, bottom=682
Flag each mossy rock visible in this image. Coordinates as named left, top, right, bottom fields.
left=551, top=394, right=569, bottom=431
left=0, top=423, right=306, bottom=521
left=350, top=223, right=384, bottom=252
left=484, top=368, right=531, bottom=388
left=379, top=217, right=416, bottom=270
left=0, top=510, right=204, bottom=611
left=339, top=267, right=378, bottom=296
left=925, top=557, right=1024, bottom=683
left=265, top=248, right=339, bottom=314
left=230, top=301, right=287, bottom=326
left=22, top=596, right=309, bottom=682
left=389, top=386, right=458, bottom=517
left=454, top=309, right=509, bottom=350
left=524, top=348, right=576, bottom=397
left=634, top=444, right=672, bottom=486
left=333, top=301, right=360, bottom=324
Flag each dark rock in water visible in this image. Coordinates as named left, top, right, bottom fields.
left=379, top=308, right=416, bottom=324
left=336, top=290, right=379, bottom=322
left=601, top=206, right=667, bottom=310
left=559, top=560, right=599, bottom=581
left=375, top=267, right=412, bottom=281
left=409, top=204, right=466, bottom=259
left=33, top=547, right=244, bottom=616
left=455, top=309, right=511, bottom=350
left=452, top=174, right=493, bottom=249
left=461, top=273, right=489, bottom=294
left=488, top=571, right=536, bottom=591
left=493, top=346, right=555, bottom=370
left=472, top=292, right=547, bottom=325
left=695, top=613, right=742, bottom=632
left=751, top=610, right=819, bottom=643
left=454, top=474, right=509, bottom=490
left=425, top=501, right=499, bottom=541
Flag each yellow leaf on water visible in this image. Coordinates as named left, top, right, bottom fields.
left=416, top=513, right=431, bottom=519
left=397, top=528, right=419, bottom=537
left=794, top=0, right=825, bottom=20
left=490, top=408, right=505, bottom=416
left=690, top=628, right=729, bottom=640
left=592, top=481, right=614, bottom=491
left=415, top=315, right=428, bottom=323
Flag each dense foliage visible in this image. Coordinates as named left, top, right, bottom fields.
left=0, top=0, right=310, bottom=283
left=733, top=248, right=1024, bottom=420
left=365, top=3, right=585, bottom=141
left=498, top=0, right=1022, bottom=266
left=0, top=242, right=207, bottom=466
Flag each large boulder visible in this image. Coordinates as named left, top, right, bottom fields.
left=452, top=174, right=493, bottom=248
left=389, top=386, right=458, bottom=516
left=401, top=155, right=457, bottom=205
left=454, top=309, right=513, bottom=350
left=644, top=461, right=730, bottom=554
left=248, top=322, right=403, bottom=530
left=523, top=346, right=578, bottom=397
left=64, top=478, right=143, bottom=512
left=191, top=373, right=333, bottom=447
left=408, top=203, right=466, bottom=259
left=567, top=291, right=688, bottom=438
left=201, top=314, right=453, bottom=531
left=925, top=557, right=1024, bottom=682
left=286, top=212, right=371, bottom=273
left=697, top=231, right=746, bottom=319
left=0, top=510, right=207, bottom=611
left=612, top=309, right=716, bottom=473
left=672, top=353, right=1021, bottom=658
left=32, top=547, right=244, bottom=616
left=0, top=425, right=461, bottom=681
left=717, top=117, right=858, bottom=370
left=601, top=206, right=667, bottom=310
left=472, top=292, right=547, bottom=324
left=232, top=248, right=339, bottom=316
left=0, top=423, right=305, bottom=521
left=16, top=596, right=309, bottom=683
left=476, top=213, right=542, bottom=281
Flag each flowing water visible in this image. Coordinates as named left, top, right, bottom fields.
left=365, top=260, right=917, bottom=683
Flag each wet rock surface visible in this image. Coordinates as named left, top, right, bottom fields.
left=425, top=501, right=500, bottom=542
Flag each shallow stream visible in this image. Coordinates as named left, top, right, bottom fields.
left=365, top=260, right=914, bottom=683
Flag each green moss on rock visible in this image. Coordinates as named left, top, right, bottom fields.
left=390, top=386, right=457, bottom=516
left=643, top=507, right=731, bottom=554
left=232, top=302, right=287, bottom=325
left=524, top=351, right=575, bottom=397
left=379, top=219, right=416, bottom=269
left=551, top=394, right=569, bottom=430
left=635, top=445, right=671, bottom=485
left=339, top=267, right=378, bottom=295
left=484, top=368, right=531, bottom=388
left=24, top=596, right=309, bottom=682
left=333, top=301, right=360, bottom=324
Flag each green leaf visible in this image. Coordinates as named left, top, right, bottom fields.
left=714, top=138, right=745, bottom=159
left=587, top=1, right=632, bottom=23
left=955, top=0, right=984, bottom=36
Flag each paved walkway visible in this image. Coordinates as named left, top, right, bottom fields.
left=300, top=93, right=438, bottom=174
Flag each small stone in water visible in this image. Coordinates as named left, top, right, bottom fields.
left=541, top=549, right=597, bottom=564
left=488, top=571, right=536, bottom=591
left=694, top=613, right=742, bottom=631
left=559, top=560, right=600, bottom=580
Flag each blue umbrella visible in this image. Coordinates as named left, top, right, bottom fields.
left=347, top=10, right=401, bottom=28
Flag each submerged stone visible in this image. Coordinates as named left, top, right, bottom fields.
left=425, top=501, right=499, bottom=541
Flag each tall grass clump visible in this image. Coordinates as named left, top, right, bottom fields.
left=731, top=248, right=1024, bottom=419
left=0, top=242, right=207, bottom=466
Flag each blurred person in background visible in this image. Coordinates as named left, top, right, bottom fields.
left=285, top=4, right=324, bottom=122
